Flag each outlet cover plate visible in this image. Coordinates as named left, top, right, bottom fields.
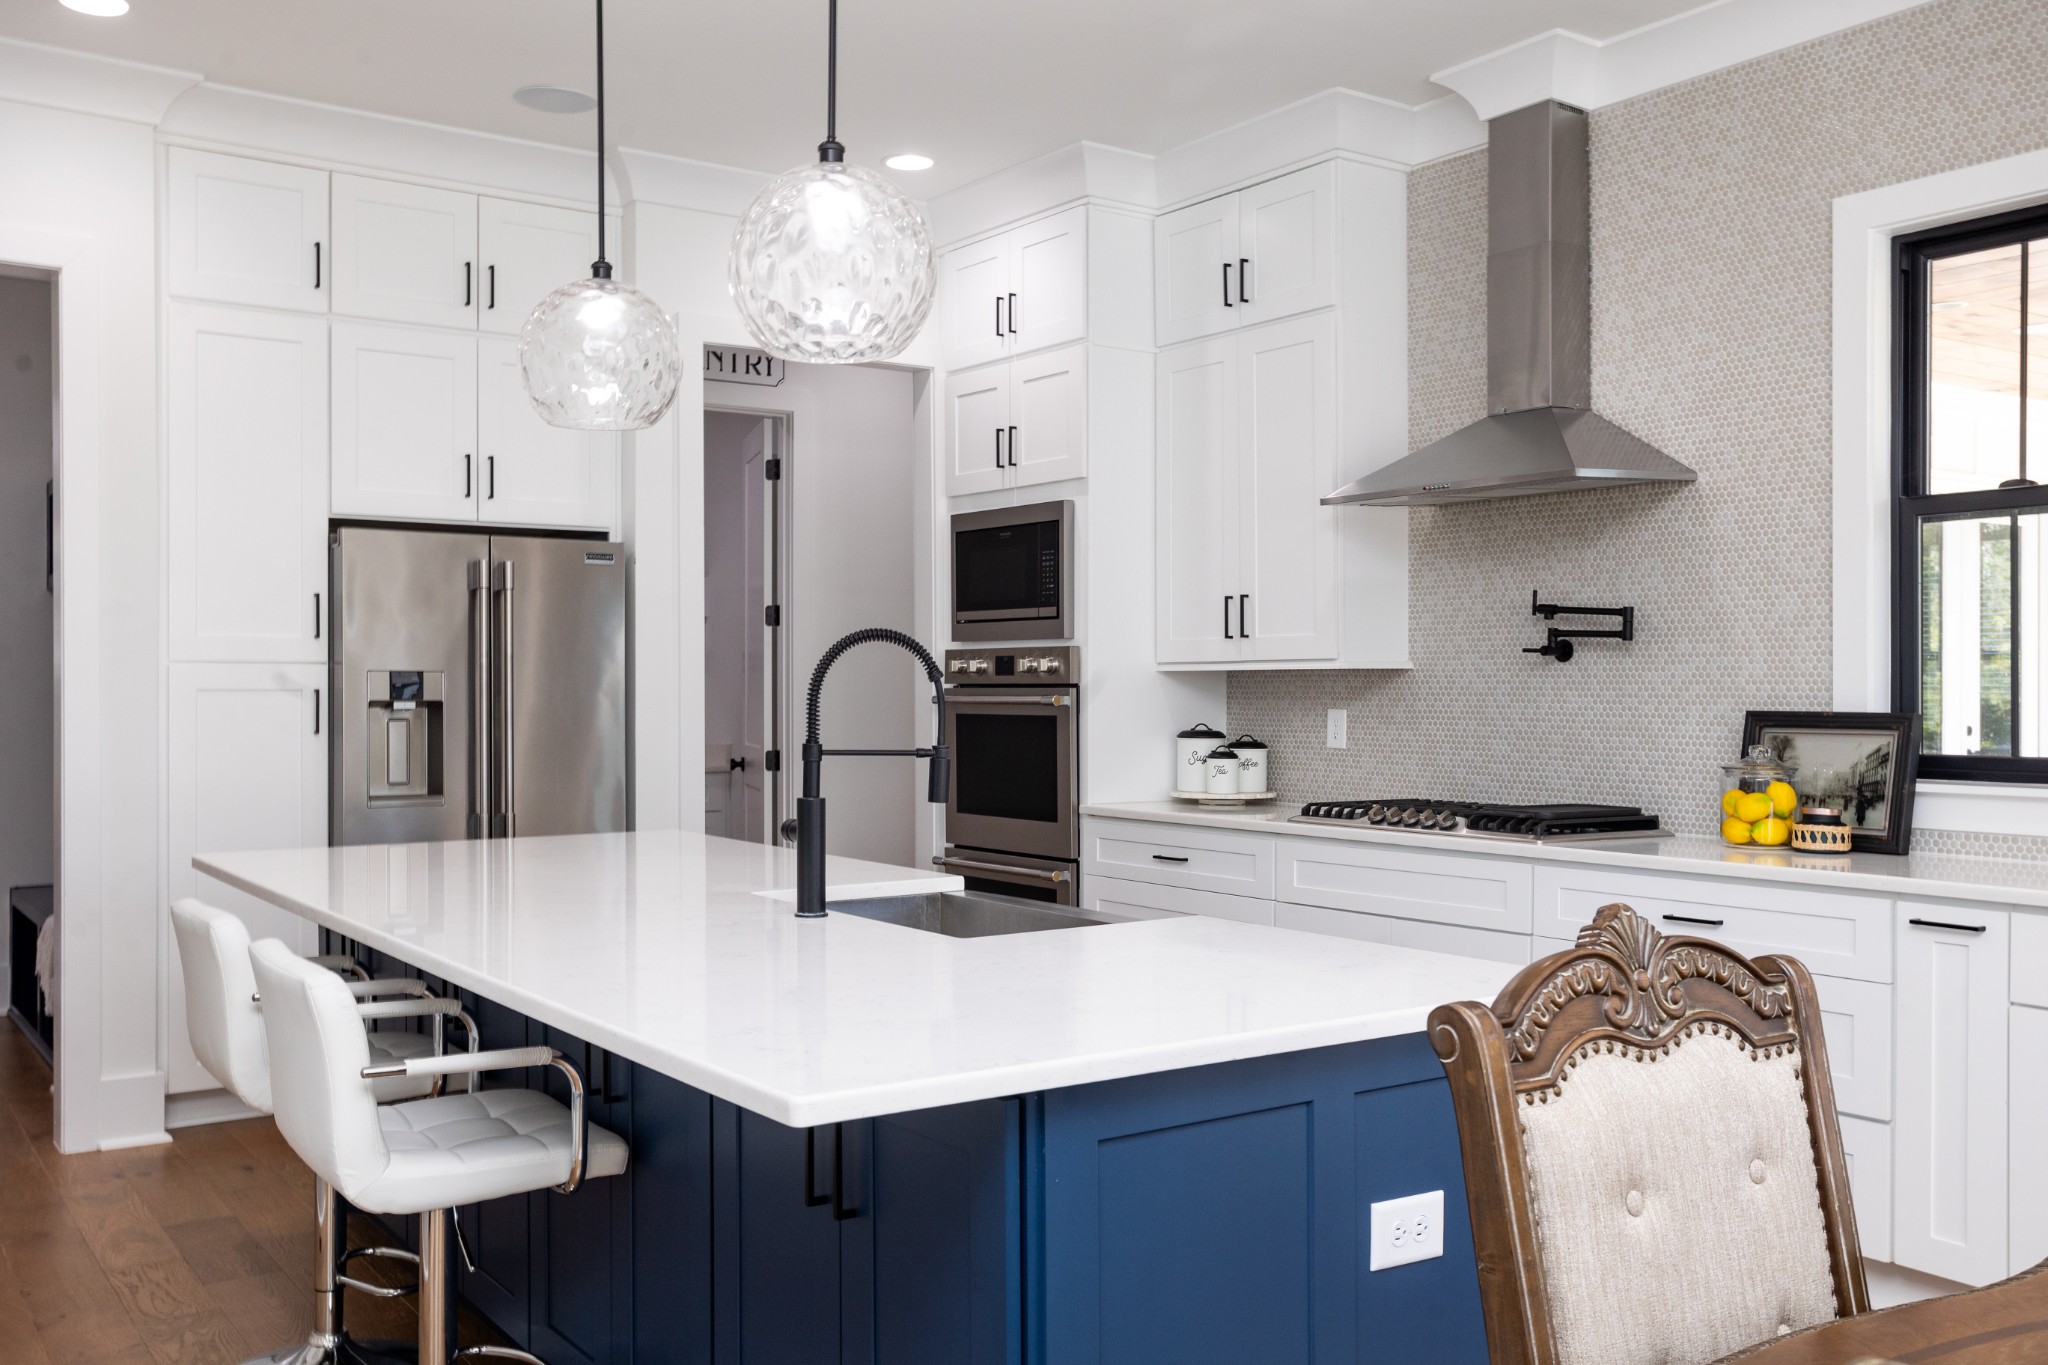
left=1369, top=1190, right=1444, bottom=1271
left=1326, top=708, right=1348, bottom=748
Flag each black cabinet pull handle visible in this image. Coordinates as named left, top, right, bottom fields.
left=995, top=427, right=1004, bottom=469
left=1909, top=917, right=1988, bottom=934
left=45, top=480, right=54, bottom=593
left=1660, top=913, right=1724, bottom=927
left=803, top=1126, right=830, bottom=1208
left=1223, top=594, right=1233, bottom=639
left=464, top=261, right=472, bottom=307
left=464, top=453, right=472, bottom=499
left=831, top=1123, right=858, bottom=1221
left=1150, top=854, right=1190, bottom=863
left=313, top=592, right=321, bottom=640
left=1239, top=593, right=1249, bottom=637
left=487, top=455, right=496, bottom=500
left=995, top=296, right=1004, bottom=337
left=1222, top=261, right=1233, bottom=307
left=313, top=688, right=321, bottom=736
left=1008, top=292, right=1017, bottom=334
left=1238, top=257, right=1249, bottom=303
left=487, top=264, right=496, bottom=309
left=1008, top=425, right=1018, bottom=467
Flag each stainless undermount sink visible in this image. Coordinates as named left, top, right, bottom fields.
left=828, top=891, right=1114, bottom=938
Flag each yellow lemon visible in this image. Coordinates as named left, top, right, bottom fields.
left=1721, top=817, right=1754, bottom=845
left=1766, top=780, right=1798, bottom=818
left=1733, top=791, right=1774, bottom=824
left=1722, top=788, right=1743, bottom=816
left=1752, top=816, right=1790, bottom=847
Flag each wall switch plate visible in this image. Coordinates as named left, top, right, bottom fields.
left=1326, top=708, right=1348, bottom=749
left=1369, top=1190, right=1444, bottom=1271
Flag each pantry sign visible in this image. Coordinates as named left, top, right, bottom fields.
left=703, top=344, right=784, bottom=387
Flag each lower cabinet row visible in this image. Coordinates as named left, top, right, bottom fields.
left=341, top=943, right=1491, bottom=1365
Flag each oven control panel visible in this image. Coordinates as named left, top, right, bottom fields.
left=944, top=645, right=1078, bottom=683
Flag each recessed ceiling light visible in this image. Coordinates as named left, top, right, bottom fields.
left=884, top=154, right=934, bottom=172
left=60, top=0, right=129, bottom=15
left=514, top=85, right=598, bottom=114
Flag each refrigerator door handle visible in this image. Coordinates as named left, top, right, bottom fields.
left=469, top=559, right=490, bottom=839
left=494, top=558, right=516, bottom=838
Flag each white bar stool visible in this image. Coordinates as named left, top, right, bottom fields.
left=169, top=898, right=477, bottom=1365
left=251, top=938, right=629, bottom=1365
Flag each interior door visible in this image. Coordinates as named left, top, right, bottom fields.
left=1153, top=192, right=1240, bottom=347
left=331, top=321, right=478, bottom=522
left=479, top=198, right=605, bottom=337
left=944, top=365, right=1012, bottom=497
left=1008, top=205, right=1088, bottom=356
left=166, top=147, right=328, bottom=312
left=1008, top=343, right=1089, bottom=488
left=736, top=419, right=777, bottom=843
left=1238, top=313, right=1339, bottom=662
left=166, top=302, right=329, bottom=663
left=330, top=174, right=478, bottom=328
left=478, top=335, right=619, bottom=530
left=940, top=233, right=1012, bottom=371
left=1237, top=163, right=1335, bottom=326
left=1154, top=335, right=1241, bottom=663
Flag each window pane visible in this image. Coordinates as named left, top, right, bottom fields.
left=1928, top=242, right=2023, bottom=493
left=1920, top=513, right=2025, bottom=756
left=2030, top=239, right=2048, bottom=479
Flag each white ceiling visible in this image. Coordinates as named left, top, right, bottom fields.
left=3, top=0, right=1712, bottom=194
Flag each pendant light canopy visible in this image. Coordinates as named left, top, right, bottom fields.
left=728, top=0, right=936, bottom=364
left=520, top=0, right=681, bottom=431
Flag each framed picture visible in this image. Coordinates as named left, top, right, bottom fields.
left=1740, top=711, right=1920, bottom=856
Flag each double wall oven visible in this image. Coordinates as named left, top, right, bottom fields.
left=939, top=644, right=1080, bottom=905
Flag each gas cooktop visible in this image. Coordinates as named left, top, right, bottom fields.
left=1291, top=799, right=1667, bottom=842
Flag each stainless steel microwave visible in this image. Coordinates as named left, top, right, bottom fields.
left=950, top=501, right=1072, bottom=642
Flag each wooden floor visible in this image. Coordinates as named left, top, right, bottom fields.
left=0, top=1021, right=500, bottom=1365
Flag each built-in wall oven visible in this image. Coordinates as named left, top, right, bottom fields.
left=938, top=645, right=1079, bottom=904
left=950, top=501, right=1072, bottom=642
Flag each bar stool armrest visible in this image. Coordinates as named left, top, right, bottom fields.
left=358, top=1047, right=589, bottom=1194
left=346, top=977, right=434, bottom=1000
left=357, top=997, right=464, bottom=1022
left=309, top=953, right=369, bottom=981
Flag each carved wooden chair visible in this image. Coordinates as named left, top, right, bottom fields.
left=1428, top=903, right=1869, bottom=1365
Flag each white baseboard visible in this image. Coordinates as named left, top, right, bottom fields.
left=164, top=1088, right=262, bottom=1130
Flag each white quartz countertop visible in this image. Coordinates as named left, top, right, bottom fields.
left=1082, top=801, right=2048, bottom=910
left=195, top=830, right=1517, bottom=1127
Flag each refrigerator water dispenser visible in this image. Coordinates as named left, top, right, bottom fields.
left=366, top=670, right=445, bottom=803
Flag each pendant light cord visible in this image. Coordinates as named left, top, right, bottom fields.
left=592, top=0, right=613, bottom=277
left=818, top=0, right=844, bottom=163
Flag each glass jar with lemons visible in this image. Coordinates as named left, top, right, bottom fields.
left=1719, top=743, right=1799, bottom=848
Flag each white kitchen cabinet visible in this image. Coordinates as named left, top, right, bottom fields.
left=1837, top=1115, right=1893, bottom=1263
left=1277, top=839, right=1532, bottom=936
left=941, top=343, right=1089, bottom=497
left=166, top=148, right=328, bottom=312
left=1083, top=874, right=1275, bottom=926
left=166, top=304, right=328, bottom=663
left=1081, top=817, right=1275, bottom=899
left=1155, top=313, right=1337, bottom=664
left=477, top=197, right=604, bottom=336
left=937, top=205, right=1087, bottom=372
left=1810, top=973, right=1893, bottom=1122
left=331, top=321, right=478, bottom=522
left=2011, top=1004, right=2048, bottom=1275
left=1275, top=900, right=1534, bottom=965
left=1894, top=903, right=2009, bottom=1285
left=477, top=336, right=617, bottom=530
left=1153, top=163, right=1332, bottom=346
left=164, top=662, right=326, bottom=1094
left=330, top=174, right=478, bottom=328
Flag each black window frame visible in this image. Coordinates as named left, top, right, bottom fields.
left=1892, top=201, right=2048, bottom=783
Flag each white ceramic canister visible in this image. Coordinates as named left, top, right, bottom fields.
left=1175, top=723, right=1225, bottom=794
left=1231, top=734, right=1269, bottom=792
left=1204, top=745, right=1241, bottom=796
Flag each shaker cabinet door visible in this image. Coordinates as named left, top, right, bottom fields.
left=166, top=148, right=329, bottom=312
left=1153, top=193, right=1240, bottom=347
left=1007, top=205, right=1088, bottom=358
left=1007, top=343, right=1088, bottom=489
left=943, top=365, right=1012, bottom=498
left=1237, top=163, right=1336, bottom=326
left=166, top=304, right=329, bottom=663
left=1237, top=313, right=1339, bottom=662
left=940, top=236, right=1013, bottom=372
left=1154, top=335, right=1241, bottom=663
left=478, top=336, right=618, bottom=530
left=479, top=198, right=606, bottom=336
left=330, top=174, right=478, bottom=328
left=332, top=322, right=479, bottom=522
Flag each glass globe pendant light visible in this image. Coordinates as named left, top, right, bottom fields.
left=519, top=0, right=680, bottom=430
left=727, top=0, right=936, bottom=364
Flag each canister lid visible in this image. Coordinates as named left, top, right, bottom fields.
left=1177, top=722, right=1224, bottom=739
left=1207, top=745, right=1238, bottom=760
left=1231, top=734, right=1267, bottom=751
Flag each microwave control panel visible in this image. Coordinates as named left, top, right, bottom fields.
left=943, top=645, right=1079, bottom=684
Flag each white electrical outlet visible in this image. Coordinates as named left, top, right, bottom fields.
left=1369, top=1190, right=1444, bottom=1271
left=1326, top=708, right=1348, bottom=749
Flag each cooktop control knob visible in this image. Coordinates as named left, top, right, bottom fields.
left=949, top=659, right=967, bottom=673
left=1020, top=658, right=1042, bottom=673
left=967, top=658, right=990, bottom=674
left=1037, top=656, right=1062, bottom=674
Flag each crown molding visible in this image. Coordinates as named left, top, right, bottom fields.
left=0, top=34, right=199, bottom=126
left=1430, top=0, right=1941, bottom=121
left=927, top=141, right=1155, bottom=248
left=614, top=146, right=775, bottom=218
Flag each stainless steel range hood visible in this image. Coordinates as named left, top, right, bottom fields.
left=1323, top=101, right=1696, bottom=508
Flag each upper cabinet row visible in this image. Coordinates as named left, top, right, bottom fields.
left=165, top=147, right=612, bottom=333
left=1154, top=163, right=1334, bottom=346
left=938, top=205, right=1090, bottom=371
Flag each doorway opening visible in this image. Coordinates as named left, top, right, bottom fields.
left=703, top=409, right=788, bottom=843
left=0, top=269, right=56, bottom=1068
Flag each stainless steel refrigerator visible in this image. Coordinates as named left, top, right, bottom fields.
left=331, top=526, right=626, bottom=846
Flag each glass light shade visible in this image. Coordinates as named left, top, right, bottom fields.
left=728, top=159, right=936, bottom=364
left=518, top=276, right=682, bottom=430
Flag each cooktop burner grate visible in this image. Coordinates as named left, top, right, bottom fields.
left=1292, top=799, right=1665, bottom=841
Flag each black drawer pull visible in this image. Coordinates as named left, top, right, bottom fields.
left=1660, top=914, right=1724, bottom=928
left=1150, top=854, right=1190, bottom=863
left=1908, top=917, right=1988, bottom=934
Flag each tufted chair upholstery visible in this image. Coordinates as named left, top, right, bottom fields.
left=1428, top=903, right=1868, bottom=1365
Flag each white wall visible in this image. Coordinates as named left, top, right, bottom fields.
left=702, top=409, right=757, bottom=755
left=0, top=272, right=55, bottom=986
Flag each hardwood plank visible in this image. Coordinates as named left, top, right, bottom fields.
left=203, top=1269, right=308, bottom=1357
left=158, top=1217, right=279, bottom=1286
left=0, top=1244, right=53, bottom=1365
left=1, top=1223, right=133, bottom=1330
left=121, top=1306, right=254, bottom=1365
left=58, top=1180, right=181, bottom=1274
left=129, top=1151, right=234, bottom=1230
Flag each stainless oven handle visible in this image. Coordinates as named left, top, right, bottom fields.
left=932, top=856, right=1070, bottom=884
left=943, top=693, right=1071, bottom=706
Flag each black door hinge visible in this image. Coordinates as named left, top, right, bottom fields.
left=765, top=604, right=781, bottom=627
left=764, top=750, right=782, bottom=773
left=764, top=458, right=782, bottom=481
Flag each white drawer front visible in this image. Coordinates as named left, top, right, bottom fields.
left=1533, top=866, right=1893, bottom=983
left=1812, top=974, right=1892, bottom=1122
left=1083, top=874, right=1274, bottom=926
left=1277, top=902, right=1532, bottom=965
left=1279, top=841, right=1533, bottom=934
left=1083, top=819, right=1275, bottom=898
left=2013, top=913, right=2048, bottom=1007
left=1838, top=1115, right=1892, bottom=1263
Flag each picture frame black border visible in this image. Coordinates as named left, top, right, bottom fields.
left=1740, top=710, right=1921, bottom=857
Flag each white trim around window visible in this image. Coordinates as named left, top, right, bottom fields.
left=1832, top=147, right=2048, bottom=834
